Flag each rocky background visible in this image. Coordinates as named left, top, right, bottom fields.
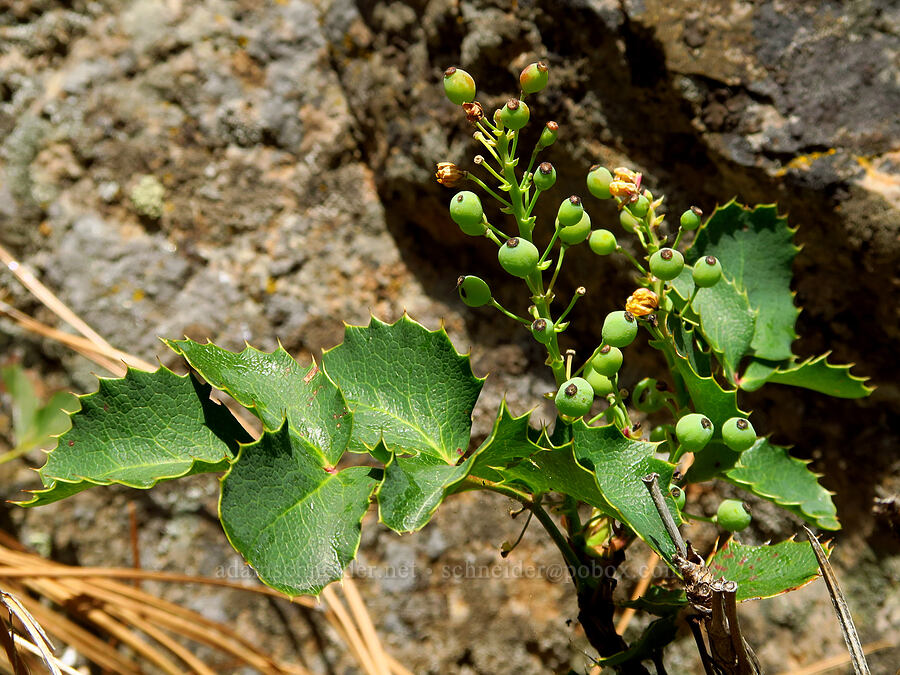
left=1, top=0, right=898, bottom=673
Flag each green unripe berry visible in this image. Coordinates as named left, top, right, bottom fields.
left=557, top=196, right=584, bottom=227
left=498, top=237, right=540, bottom=278
left=587, top=165, right=613, bottom=200
left=559, top=211, right=591, bottom=246
left=692, top=255, right=723, bottom=288
left=500, top=98, right=530, bottom=130
left=680, top=206, right=702, bottom=231
left=533, top=162, right=557, bottom=191
left=670, top=486, right=686, bottom=511
left=627, top=194, right=650, bottom=218
left=649, top=248, right=685, bottom=281
left=716, top=499, right=752, bottom=532
left=449, top=191, right=485, bottom=236
left=722, top=417, right=757, bottom=452
left=601, top=311, right=638, bottom=348
left=649, top=425, right=668, bottom=443
left=588, top=229, right=617, bottom=255
left=632, top=377, right=665, bottom=413
left=538, top=121, right=558, bottom=148
left=590, top=344, right=623, bottom=376
left=554, top=377, right=594, bottom=418
left=584, top=368, right=615, bottom=397
left=519, top=61, right=549, bottom=94
left=443, top=67, right=476, bottom=105
left=530, top=318, right=554, bottom=344
left=619, top=209, right=641, bottom=233
left=675, top=413, right=714, bottom=452
left=457, top=275, right=491, bottom=307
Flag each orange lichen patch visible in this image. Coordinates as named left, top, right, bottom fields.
left=626, top=288, right=659, bottom=316
left=774, top=148, right=837, bottom=177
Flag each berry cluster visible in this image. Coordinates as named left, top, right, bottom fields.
left=439, top=62, right=758, bottom=532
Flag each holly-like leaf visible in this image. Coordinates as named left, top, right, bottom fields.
left=164, top=339, right=351, bottom=464
left=668, top=315, right=712, bottom=378
left=654, top=325, right=749, bottom=482
left=725, top=438, right=839, bottom=530
left=688, top=201, right=800, bottom=361
left=670, top=267, right=756, bottom=382
left=736, top=357, right=779, bottom=392
left=742, top=353, right=873, bottom=399
left=469, top=402, right=544, bottom=483
left=21, top=367, right=250, bottom=507
left=322, top=315, right=484, bottom=462
left=377, top=452, right=472, bottom=533
left=498, top=443, right=617, bottom=517
left=220, top=423, right=378, bottom=596
left=707, top=537, right=824, bottom=601
left=572, top=423, right=679, bottom=560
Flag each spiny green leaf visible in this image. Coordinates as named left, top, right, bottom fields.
left=377, top=451, right=472, bottom=533
left=469, top=401, right=544, bottom=483
left=756, top=353, right=872, bottom=399
left=669, top=266, right=757, bottom=382
left=220, top=423, right=379, bottom=596
left=725, top=438, right=839, bottom=530
left=688, top=201, right=800, bottom=361
left=572, top=423, right=679, bottom=561
left=322, top=315, right=484, bottom=463
left=654, top=322, right=749, bottom=482
left=736, top=357, right=779, bottom=392
left=707, top=537, right=824, bottom=601
left=497, top=442, right=617, bottom=517
left=20, top=367, right=250, bottom=507
left=668, top=315, right=712, bottom=378
left=163, top=339, right=351, bottom=464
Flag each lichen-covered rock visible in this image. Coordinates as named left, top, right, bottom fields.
left=1, top=1, right=897, bottom=672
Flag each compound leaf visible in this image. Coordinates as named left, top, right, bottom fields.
left=572, top=423, right=679, bottom=561
left=164, top=339, right=351, bottom=464
left=21, top=367, right=250, bottom=507
left=708, top=537, right=824, bottom=601
left=725, top=438, right=839, bottom=530
left=322, top=315, right=483, bottom=462
left=220, top=423, right=378, bottom=596
left=688, top=201, right=800, bottom=361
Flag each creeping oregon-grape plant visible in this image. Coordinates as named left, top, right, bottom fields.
left=20, top=61, right=872, bottom=673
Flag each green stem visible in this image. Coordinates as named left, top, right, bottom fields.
left=476, top=157, right=506, bottom=184
left=682, top=511, right=716, bottom=523
left=521, top=147, right=541, bottom=190
left=616, top=246, right=648, bottom=275
left=538, top=227, right=560, bottom=265
left=490, top=299, right=531, bottom=325
left=546, top=246, right=567, bottom=296
left=671, top=226, right=685, bottom=251
left=467, top=174, right=512, bottom=209
left=556, top=286, right=584, bottom=325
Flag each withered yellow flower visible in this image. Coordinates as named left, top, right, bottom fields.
left=626, top=288, right=659, bottom=316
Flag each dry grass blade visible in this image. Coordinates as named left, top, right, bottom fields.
left=9, top=634, right=82, bottom=675
left=321, top=584, right=380, bottom=675
left=341, top=576, right=392, bottom=675
left=1, top=589, right=59, bottom=675
left=803, top=526, right=870, bottom=675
